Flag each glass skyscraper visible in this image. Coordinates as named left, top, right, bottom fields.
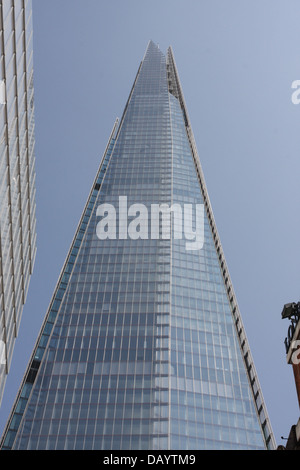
left=1, top=41, right=275, bottom=450
left=0, top=0, right=36, bottom=406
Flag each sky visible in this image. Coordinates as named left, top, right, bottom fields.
left=1, top=0, right=300, bottom=447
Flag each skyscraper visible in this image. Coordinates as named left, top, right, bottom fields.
left=0, top=0, right=36, bottom=406
left=1, top=41, right=274, bottom=450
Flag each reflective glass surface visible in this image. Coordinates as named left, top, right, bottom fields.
left=168, top=93, right=264, bottom=449
left=2, top=41, right=274, bottom=450
left=0, top=0, right=36, bottom=405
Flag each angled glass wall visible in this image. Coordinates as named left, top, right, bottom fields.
left=1, top=41, right=275, bottom=450
left=168, top=92, right=264, bottom=449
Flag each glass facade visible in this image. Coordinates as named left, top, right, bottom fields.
left=1, top=41, right=274, bottom=450
left=0, top=0, right=36, bottom=406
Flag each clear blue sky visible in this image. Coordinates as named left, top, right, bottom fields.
left=1, top=0, right=300, bottom=446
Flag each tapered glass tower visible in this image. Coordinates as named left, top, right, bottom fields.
left=1, top=41, right=275, bottom=450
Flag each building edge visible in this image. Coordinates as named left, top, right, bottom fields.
left=166, top=45, right=276, bottom=450
left=0, top=118, right=119, bottom=450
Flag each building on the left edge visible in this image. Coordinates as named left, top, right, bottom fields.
left=0, top=0, right=37, bottom=406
